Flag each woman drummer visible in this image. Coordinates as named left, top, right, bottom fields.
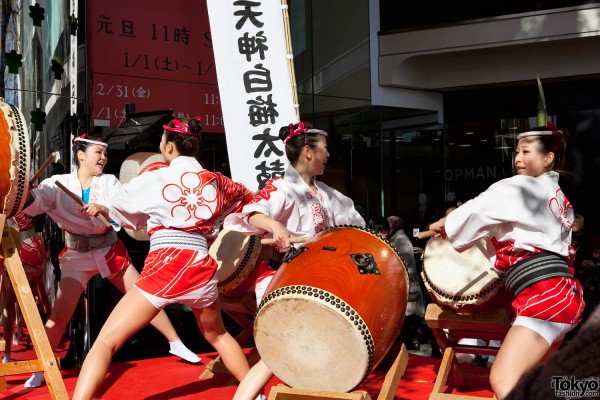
left=21, top=133, right=199, bottom=388
left=224, top=121, right=365, bottom=400
left=428, top=122, right=584, bottom=400
left=72, top=117, right=254, bottom=400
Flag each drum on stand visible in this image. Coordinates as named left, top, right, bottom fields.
left=118, top=152, right=166, bottom=241
left=253, top=225, right=408, bottom=392
left=0, top=98, right=31, bottom=218
left=209, top=228, right=271, bottom=298
left=421, top=236, right=509, bottom=314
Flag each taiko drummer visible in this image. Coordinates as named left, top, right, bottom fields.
left=429, top=122, right=584, bottom=400
left=224, top=121, right=365, bottom=400
left=73, top=117, right=254, bottom=400
left=21, top=134, right=199, bottom=388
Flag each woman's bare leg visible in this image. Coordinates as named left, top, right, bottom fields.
left=193, top=298, right=250, bottom=381
left=233, top=359, right=274, bottom=400
left=490, top=325, right=550, bottom=400
left=109, top=266, right=199, bottom=362
left=72, top=288, right=159, bottom=400
left=109, top=265, right=180, bottom=342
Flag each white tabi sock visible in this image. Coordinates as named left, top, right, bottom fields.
left=24, top=372, right=45, bottom=388
left=169, top=339, right=201, bottom=363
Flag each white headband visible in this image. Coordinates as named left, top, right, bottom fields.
left=74, top=137, right=108, bottom=148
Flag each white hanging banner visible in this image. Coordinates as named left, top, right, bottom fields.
left=207, top=0, right=297, bottom=191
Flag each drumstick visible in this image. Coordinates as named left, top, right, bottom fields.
left=54, top=181, right=112, bottom=228
left=418, top=230, right=438, bottom=240
left=261, top=236, right=311, bottom=245
left=29, top=152, right=58, bottom=186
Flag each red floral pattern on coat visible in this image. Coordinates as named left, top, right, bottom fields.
left=549, top=188, right=572, bottom=247
left=163, top=172, right=219, bottom=221
left=250, top=178, right=282, bottom=203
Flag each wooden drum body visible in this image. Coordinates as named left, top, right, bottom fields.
left=0, top=98, right=30, bottom=218
left=210, top=228, right=270, bottom=297
left=254, top=226, right=408, bottom=392
left=421, top=236, right=508, bottom=314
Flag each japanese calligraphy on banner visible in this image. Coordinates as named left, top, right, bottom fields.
left=88, top=0, right=223, bottom=132
left=206, top=0, right=298, bottom=191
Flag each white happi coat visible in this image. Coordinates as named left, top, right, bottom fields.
left=224, top=164, right=365, bottom=239
left=445, top=171, right=573, bottom=268
left=445, top=171, right=583, bottom=323
left=23, top=171, right=124, bottom=277
left=108, top=156, right=252, bottom=302
left=25, top=171, right=122, bottom=235
left=109, top=156, right=251, bottom=241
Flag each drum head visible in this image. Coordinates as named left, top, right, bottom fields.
left=209, top=229, right=265, bottom=296
left=254, top=288, right=370, bottom=392
left=0, top=99, right=31, bottom=218
left=118, top=152, right=165, bottom=240
left=422, top=237, right=504, bottom=313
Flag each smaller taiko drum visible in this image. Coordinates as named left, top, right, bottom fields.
left=118, top=152, right=166, bottom=240
left=209, top=228, right=271, bottom=297
left=254, top=226, right=408, bottom=392
left=0, top=98, right=31, bottom=218
left=421, top=236, right=509, bottom=314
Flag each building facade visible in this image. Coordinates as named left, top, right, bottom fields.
left=290, top=0, right=600, bottom=231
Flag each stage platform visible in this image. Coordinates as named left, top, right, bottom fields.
left=0, top=329, right=494, bottom=400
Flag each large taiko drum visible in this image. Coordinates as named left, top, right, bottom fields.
left=421, top=236, right=509, bottom=314
left=209, top=229, right=271, bottom=297
left=0, top=98, right=31, bottom=218
left=118, top=152, right=166, bottom=240
left=254, top=226, right=408, bottom=392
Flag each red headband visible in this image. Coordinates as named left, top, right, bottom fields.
left=283, top=121, right=327, bottom=143
left=163, top=117, right=201, bottom=136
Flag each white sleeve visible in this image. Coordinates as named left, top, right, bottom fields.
left=224, top=180, right=290, bottom=234
left=445, top=178, right=521, bottom=251
left=327, top=187, right=366, bottom=228
left=22, top=177, right=60, bottom=217
left=108, top=175, right=150, bottom=231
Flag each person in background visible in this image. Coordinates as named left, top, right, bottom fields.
left=428, top=122, right=584, bottom=399
left=22, top=134, right=199, bottom=389
left=225, top=121, right=366, bottom=400
left=562, top=208, right=600, bottom=345
left=72, top=117, right=254, bottom=400
left=367, top=215, right=390, bottom=239
left=387, top=215, right=425, bottom=350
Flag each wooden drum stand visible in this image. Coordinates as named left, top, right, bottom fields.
left=425, top=303, right=510, bottom=400
left=0, top=214, right=68, bottom=399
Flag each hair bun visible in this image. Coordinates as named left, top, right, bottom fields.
left=188, top=118, right=202, bottom=134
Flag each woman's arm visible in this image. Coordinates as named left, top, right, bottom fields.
left=247, top=212, right=292, bottom=251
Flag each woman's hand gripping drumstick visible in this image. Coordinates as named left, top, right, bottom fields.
left=427, top=217, right=447, bottom=239
left=54, top=181, right=112, bottom=228
left=29, top=152, right=58, bottom=187
left=247, top=211, right=310, bottom=251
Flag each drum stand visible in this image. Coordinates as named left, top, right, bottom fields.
left=199, top=291, right=261, bottom=385
left=266, top=343, right=409, bottom=400
left=0, top=214, right=68, bottom=399
left=425, top=303, right=510, bottom=400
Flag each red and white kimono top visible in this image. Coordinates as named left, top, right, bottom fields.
left=109, top=156, right=252, bottom=299
left=23, top=172, right=129, bottom=277
left=445, top=171, right=584, bottom=324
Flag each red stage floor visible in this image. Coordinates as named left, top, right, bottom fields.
left=0, top=334, right=495, bottom=399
